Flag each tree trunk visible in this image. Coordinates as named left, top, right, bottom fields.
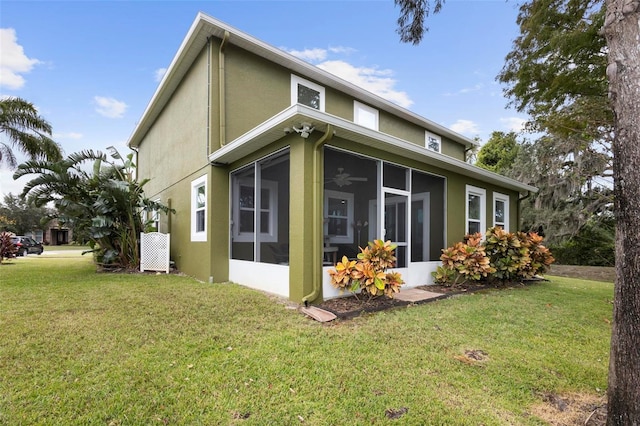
left=604, top=0, right=640, bottom=424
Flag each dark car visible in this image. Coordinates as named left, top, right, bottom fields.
left=10, top=236, right=44, bottom=256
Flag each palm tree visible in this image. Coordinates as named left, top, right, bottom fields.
left=0, top=97, right=62, bottom=168
left=15, top=148, right=172, bottom=268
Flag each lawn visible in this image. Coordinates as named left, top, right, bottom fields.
left=0, top=254, right=612, bottom=425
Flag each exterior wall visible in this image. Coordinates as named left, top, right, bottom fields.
left=218, top=42, right=470, bottom=159
left=138, top=48, right=210, bottom=196
left=441, top=136, right=466, bottom=160
left=224, top=44, right=290, bottom=142
left=136, top=45, right=213, bottom=282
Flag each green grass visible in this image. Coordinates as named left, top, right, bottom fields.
left=0, top=255, right=613, bottom=425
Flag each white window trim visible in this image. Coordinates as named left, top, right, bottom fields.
left=425, top=131, right=442, bottom=153
left=493, top=192, right=510, bottom=232
left=324, top=189, right=354, bottom=244
left=291, top=74, right=325, bottom=111
left=465, top=185, right=486, bottom=235
left=191, top=175, right=207, bottom=242
left=354, top=100, right=379, bottom=130
left=232, top=178, right=278, bottom=243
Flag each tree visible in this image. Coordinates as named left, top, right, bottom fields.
left=14, top=147, right=172, bottom=269
left=475, top=131, right=520, bottom=174
left=0, top=97, right=62, bottom=169
left=394, top=0, right=640, bottom=421
left=602, top=0, right=640, bottom=422
left=507, top=135, right=612, bottom=245
left=0, top=193, right=53, bottom=236
left=497, top=0, right=614, bottom=244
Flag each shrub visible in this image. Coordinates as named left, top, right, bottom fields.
left=433, top=234, right=495, bottom=287
left=483, top=227, right=530, bottom=282
left=0, top=232, right=17, bottom=262
left=328, top=240, right=404, bottom=300
left=432, top=227, right=554, bottom=286
left=520, top=232, right=555, bottom=277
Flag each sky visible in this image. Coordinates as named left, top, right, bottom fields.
left=0, top=0, right=529, bottom=199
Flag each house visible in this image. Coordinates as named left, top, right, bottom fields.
left=128, top=13, right=537, bottom=304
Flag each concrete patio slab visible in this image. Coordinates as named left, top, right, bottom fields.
left=394, top=288, right=445, bottom=303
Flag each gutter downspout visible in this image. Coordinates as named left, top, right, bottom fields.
left=219, top=30, right=230, bottom=148
left=303, top=124, right=334, bottom=307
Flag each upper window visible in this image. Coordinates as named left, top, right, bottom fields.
left=425, top=131, right=442, bottom=153
left=465, top=185, right=486, bottom=235
left=191, top=175, right=207, bottom=241
left=324, top=190, right=354, bottom=244
left=291, top=75, right=325, bottom=111
left=354, top=101, right=379, bottom=130
left=493, top=192, right=510, bottom=231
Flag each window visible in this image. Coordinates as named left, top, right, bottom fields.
left=466, top=185, right=486, bottom=235
left=324, top=190, right=354, bottom=244
left=354, top=101, right=379, bottom=130
left=191, top=175, right=207, bottom=241
left=232, top=177, right=278, bottom=242
left=425, top=131, right=441, bottom=153
left=291, top=75, right=325, bottom=111
left=231, top=151, right=290, bottom=264
left=493, top=192, right=510, bottom=231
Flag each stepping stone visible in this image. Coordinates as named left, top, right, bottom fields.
left=394, top=288, right=444, bottom=303
left=301, top=306, right=337, bottom=322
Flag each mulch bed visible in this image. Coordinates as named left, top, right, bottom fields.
left=317, top=280, right=541, bottom=319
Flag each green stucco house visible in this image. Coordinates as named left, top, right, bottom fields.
left=128, top=13, right=537, bottom=304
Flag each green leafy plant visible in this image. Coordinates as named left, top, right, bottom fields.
left=433, top=233, right=495, bottom=287
left=0, top=231, right=17, bottom=262
left=483, top=227, right=531, bottom=282
left=433, top=228, right=554, bottom=286
left=14, top=147, right=173, bottom=269
left=519, top=232, right=555, bottom=278
left=328, top=240, right=404, bottom=300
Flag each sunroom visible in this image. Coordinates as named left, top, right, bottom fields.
left=211, top=104, right=535, bottom=302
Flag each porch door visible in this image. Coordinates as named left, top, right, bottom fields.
left=384, top=192, right=409, bottom=268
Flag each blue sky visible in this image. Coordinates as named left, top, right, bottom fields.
left=0, top=0, right=528, bottom=199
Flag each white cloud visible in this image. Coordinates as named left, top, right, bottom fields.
left=450, top=119, right=480, bottom=136
left=286, top=48, right=328, bottom=62
left=93, top=96, right=127, bottom=119
left=0, top=28, right=41, bottom=90
left=154, top=67, right=167, bottom=82
left=317, top=60, right=413, bottom=108
left=328, top=46, right=356, bottom=55
left=500, top=117, right=527, bottom=132
left=444, top=83, right=484, bottom=96
left=53, top=132, right=83, bottom=140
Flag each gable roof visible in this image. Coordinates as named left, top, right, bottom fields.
left=128, top=12, right=479, bottom=150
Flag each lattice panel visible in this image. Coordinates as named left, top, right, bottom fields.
left=140, top=232, right=170, bottom=273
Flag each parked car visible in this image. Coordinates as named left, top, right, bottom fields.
left=10, top=236, right=44, bottom=256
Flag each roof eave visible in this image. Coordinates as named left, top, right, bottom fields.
left=209, top=105, right=537, bottom=194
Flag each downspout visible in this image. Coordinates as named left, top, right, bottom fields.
left=219, top=31, right=230, bottom=148
left=302, top=124, right=334, bottom=307
left=206, top=37, right=211, bottom=155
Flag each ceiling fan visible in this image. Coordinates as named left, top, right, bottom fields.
left=328, top=168, right=368, bottom=187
